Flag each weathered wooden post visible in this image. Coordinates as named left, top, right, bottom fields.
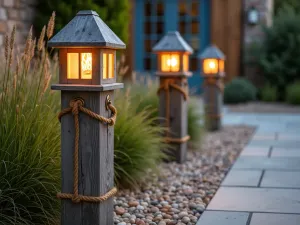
left=199, top=45, right=226, bottom=131
left=48, top=10, right=125, bottom=225
left=152, top=31, right=193, bottom=163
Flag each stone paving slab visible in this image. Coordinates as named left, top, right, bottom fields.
left=196, top=211, right=249, bottom=225
left=207, top=187, right=300, bottom=213
left=233, top=156, right=300, bottom=170
left=241, top=147, right=270, bottom=156
left=222, top=170, right=262, bottom=187
left=248, top=140, right=300, bottom=148
left=271, top=149, right=300, bottom=157
left=260, top=171, right=300, bottom=188
left=250, top=213, right=300, bottom=225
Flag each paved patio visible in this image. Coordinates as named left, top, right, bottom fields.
left=197, top=111, right=300, bottom=225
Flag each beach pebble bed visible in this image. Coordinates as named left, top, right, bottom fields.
left=114, top=126, right=255, bottom=225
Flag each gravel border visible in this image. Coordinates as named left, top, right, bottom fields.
left=114, top=125, right=255, bottom=225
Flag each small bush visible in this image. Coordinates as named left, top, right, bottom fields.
left=188, top=99, right=204, bottom=148
left=261, top=84, right=278, bottom=102
left=286, top=82, right=300, bottom=105
left=224, top=78, right=257, bottom=104
left=259, top=5, right=300, bottom=99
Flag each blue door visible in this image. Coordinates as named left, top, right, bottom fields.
left=134, top=0, right=210, bottom=94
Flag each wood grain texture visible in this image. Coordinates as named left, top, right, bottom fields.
left=203, top=81, right=222, bottom=131
left=211, top=0, right=242, bottom=81
left=60, top=91, right=114, bottom=225
left=158, top=77, right=188, bottom=163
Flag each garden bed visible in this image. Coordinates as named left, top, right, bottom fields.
left=226, top=102, right=300, bottom=114
left=114, top=125, right=255, bottom=225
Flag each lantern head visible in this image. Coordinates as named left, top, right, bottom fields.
left=247, top=6, right=259, bottom=25
left=198, top=45, right=225, bottom=77
left=152, top=31, right=193, bottom=76
left=48, top=10, right=126, bottom=86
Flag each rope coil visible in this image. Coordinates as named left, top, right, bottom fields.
left=57, top=98, right=117, bottom=204
left=157, top=78, right=190, bottom=144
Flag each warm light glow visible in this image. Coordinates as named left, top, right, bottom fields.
left=183, top=54, right=189, bottom=71
left=102, top=52, right=114, bottom=79
left=203, top=58, right=219, bottom=74
left=161, top=53, right=180, bottom=72
left=219, top=60, right=225, bottom=73
left=108, top=54, right=114, bottom=78
left=81, top=53, right=92, bottom=79
left=67, top=53, right=79, bottom=79
left=103, top=53, right=108, bottom=79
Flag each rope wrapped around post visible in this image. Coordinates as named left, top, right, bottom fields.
left=157, top=78, right=190, bottom=143
left=57, top=99, right=117, bottom=204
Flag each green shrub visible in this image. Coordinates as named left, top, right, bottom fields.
left=224, top=78, right=257, bottom=104
left=261, top=84, right=278, bottom=102
left=275, top=0, right=300, bottom=15
left=259, top=5, right=300, bottom=99
left=34, top=0, right=130, bottom=44
left=188, top=99, right=204, bottom=148
left=0, top=16, right=60, bottom=225
left=286, top=82, right=300, bottom=104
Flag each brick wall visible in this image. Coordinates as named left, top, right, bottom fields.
left=243, top=0, right=274, bottom=86
left=0, top=0, right=36, bottom=50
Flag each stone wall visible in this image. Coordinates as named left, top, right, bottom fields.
left=243, top=0, right=274, bottom=86
left=0, top=0, right=36, bottom=50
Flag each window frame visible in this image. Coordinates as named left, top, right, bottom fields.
left=101, top=49, right=116, bottom=84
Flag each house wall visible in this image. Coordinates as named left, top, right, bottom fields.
left=243, top=0, right=274, bottom=86
left=0, top=0, right=36, bottom=51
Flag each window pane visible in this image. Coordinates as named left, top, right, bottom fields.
left=183, top=54, right=189, bottom=71
left=161, top=54, right=170, bottom=72
left=178, top=2, right=187, bottom=16
left=144, top=22, right=151, bottom=34
left=103, top=53, right=107, bottom=79
left=157, top=2, right=164, bottom=16
left=156, top=22, right=164, bottom=34
left=145, top=2, right=151, bottom=16
left=81, top=53, right=92, bottom=79
left=170, top=54, right=180, bottom=72
left=108, top=53, right=114, bottom=78
left=203, top=59, right=218, bottom=74
left=179, top=21, right=186, bottom=34
left=144, top=57, right=151, bottom=70
left=67, top=53, right=79, bottom=79
left=191, top=20, right=199, bottom=34
left=191, top=57, right=198, bottom=71
left=191, top=2, right=199, bottom=17
left=219, top=60, right=225, bottom=73
left=144, top=39, right=151, bottom=52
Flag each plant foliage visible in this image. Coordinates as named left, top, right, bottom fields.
left=34, top=0, right=130, bottom=44
left=0, top=14, right=61, bottom=225
left=261, top=84, right=278, bottom=102
left=224, top=78, right=257, bottom=104
left=259, top=5, right=300, bottom=99
left=286, top=82, right=300, bottom=105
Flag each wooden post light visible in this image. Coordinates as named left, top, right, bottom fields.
left=48, top=10, right=125, bottom=225
left=152, top=31, right=193, bottom=163
left=199, top=45, right=225, bottom=131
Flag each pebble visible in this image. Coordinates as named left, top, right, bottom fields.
left=113, top=127, right=254, bottom=225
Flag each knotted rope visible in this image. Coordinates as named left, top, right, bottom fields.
left=157, top=79, right=190, bottom=144
left=57, top=99, right=117, bottom=203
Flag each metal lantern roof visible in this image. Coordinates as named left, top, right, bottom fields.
left=152, top=31, right=193, bottom=53
left=198, top=45, right=225, bottom=59
left=48, top=10, right=126, bottom=49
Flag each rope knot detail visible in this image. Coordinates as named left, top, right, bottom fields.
left=57, top=98, right=118, bottom=204
left=157, top=78, right=190, bottom=144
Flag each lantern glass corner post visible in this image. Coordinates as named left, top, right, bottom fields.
left=48, top=10, right=125, bottom=225
left=152, top=31, right=193, bottom=164
left=199, top=45, right=226, bottom=131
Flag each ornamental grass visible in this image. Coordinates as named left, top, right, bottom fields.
left=0, top=13, right=61, bottom=225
